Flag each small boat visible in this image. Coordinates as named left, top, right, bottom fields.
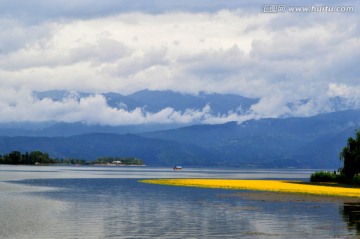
left=173, top=166, right=182, bottom=170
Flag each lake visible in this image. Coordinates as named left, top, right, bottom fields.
left=0, top=165, right=359, bottom=238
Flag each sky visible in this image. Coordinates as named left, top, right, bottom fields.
left=0, top=0, right=359, bottom=125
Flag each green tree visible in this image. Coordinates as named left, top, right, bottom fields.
left=29, top=151, right=54, bottom=164
left=8, top=151, right=22, bottom=165
left=340, top=130, right=360, bottom=181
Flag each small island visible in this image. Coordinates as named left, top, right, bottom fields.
left=0, top=151, right=144, bottom=166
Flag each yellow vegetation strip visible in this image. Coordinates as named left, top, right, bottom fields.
left=140, top=179, right=360, bottom=198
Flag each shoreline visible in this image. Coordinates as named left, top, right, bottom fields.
left=140, top=179, right=360, bottom=200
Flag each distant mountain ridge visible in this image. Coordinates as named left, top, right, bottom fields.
left=32, top=89, right=360, bottom=116
left=141, top=109, right=360, bottom=168
left=1, top=90, right=360, bottom=168
left=0, top=109, right=359, bottom=168
left=0, top=89, right=259, bottom=136
left=33, top=89, right=259, bottom=114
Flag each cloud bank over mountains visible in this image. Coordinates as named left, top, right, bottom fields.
left=0, top=89, right=359, bottom=126
left=0, top=1, right=359, bottom=125
left=0, top=89, right=253, bottom=125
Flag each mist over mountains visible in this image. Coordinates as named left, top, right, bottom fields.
left=1, top=90, right=359, bottom=168
left=32, top=89, right=359, bottom=120
left=33, top=89, right=259, bottom=122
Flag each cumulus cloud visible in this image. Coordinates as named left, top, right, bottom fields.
left=0, top=1, right=359, bottom=125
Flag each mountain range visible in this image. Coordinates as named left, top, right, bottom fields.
left=0, top=90, right=359, bottom=168
left=33, top=89, right=259, bottom=115
left=142, top=109, right=360, bottom=168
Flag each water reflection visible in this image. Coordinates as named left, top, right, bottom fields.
left=341, top=203, right=360, bottom=235
left=2, top=178, right=355, bottom=238
left=0, top=166, right=358, bottom=238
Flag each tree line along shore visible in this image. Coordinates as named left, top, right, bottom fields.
left=0, top=151, right=144, bottom=166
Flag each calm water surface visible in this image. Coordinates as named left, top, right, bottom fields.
left=0, top=165, right=359, bottom=238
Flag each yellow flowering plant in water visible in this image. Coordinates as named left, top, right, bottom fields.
left=140, top=179, right=360, bottom=198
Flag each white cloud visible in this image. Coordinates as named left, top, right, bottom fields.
left=0, top=90, right=241, bottom=125
left=0, top=2, right=359, bottom=125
